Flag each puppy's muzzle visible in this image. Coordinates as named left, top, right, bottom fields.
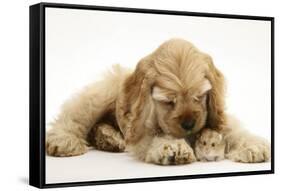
left=181, top=119, right=195, bottom=130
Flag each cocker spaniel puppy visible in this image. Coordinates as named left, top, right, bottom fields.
left=46, top=38, right=270, bottom=165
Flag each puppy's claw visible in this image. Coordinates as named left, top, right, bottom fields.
left=226, top=140, right=270, bottom=163
left=145, top=137, right=196, bottom=165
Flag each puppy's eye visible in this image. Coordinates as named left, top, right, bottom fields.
left=163, top=101, right=175, bottom=107
left=159, top=98, right=176, bottom=107
left=211, top=143, right=215, bottom=147
left=203, top=141, right=206, bottom=146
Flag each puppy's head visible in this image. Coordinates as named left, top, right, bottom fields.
left=152, top=78, right=211, bottom=137
left=121, top=39, right=226, bottom=142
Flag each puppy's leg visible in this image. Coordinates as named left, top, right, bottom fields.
left=46, top=93, right=114, bottom=157
left=88, top=123, right=125, bottom=152
left=46, top=67, right=128, bottom=157
left=223, top=116, right=271, bottom=163
left=225, top=135, right=270, bottom=163
left=129, top=135, right=196, bottom=165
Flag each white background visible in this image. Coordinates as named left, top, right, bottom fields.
left=0, top=0, right=279, bottom=191
left=45, top=6, right=271, bottom=183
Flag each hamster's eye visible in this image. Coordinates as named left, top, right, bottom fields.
left=203, top=141, right=206, bottom=146
left=211, top=143, right=215, bottom=147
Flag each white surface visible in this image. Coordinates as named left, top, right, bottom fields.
left=45, top=1, right=271, bottom=183
left=0, top=0, right=280, bottom=191
left=46, top=150, right=270, bottom=184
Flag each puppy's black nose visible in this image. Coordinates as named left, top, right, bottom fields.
left=181, top=120, right=195, bottom=130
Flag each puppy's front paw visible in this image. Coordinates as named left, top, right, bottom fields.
left=46, top=130, right=88, bottom=157
left=145, top=138, right=196, bottom=165
left=226, top=140, right=270, bottom=163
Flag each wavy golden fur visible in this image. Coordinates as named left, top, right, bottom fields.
left=46, top=39, right=270, bottom=165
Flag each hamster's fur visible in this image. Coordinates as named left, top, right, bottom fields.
left=195, top=128, right=225, bottom=161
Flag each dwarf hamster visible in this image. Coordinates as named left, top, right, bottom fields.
left=195, top=128, right=225, bottom=162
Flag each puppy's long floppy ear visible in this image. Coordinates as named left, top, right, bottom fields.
left=205, top=56, right=226, bottom=131
left=117, top=55, right=157, bottom=144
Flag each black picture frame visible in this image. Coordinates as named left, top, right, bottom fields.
left=29, top=2, right=275, bottom=189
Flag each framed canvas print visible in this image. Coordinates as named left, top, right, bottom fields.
left=29, top=2, right=274, bottom=188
